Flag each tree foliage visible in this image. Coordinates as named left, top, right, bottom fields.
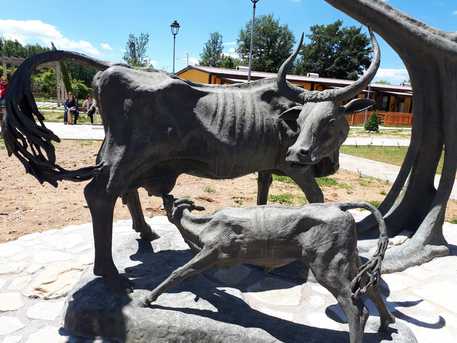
left=295, top=20, right=371, bottom=80
left=200, top=32, right=224, bottom=67
left=0, top=37, right=49, bottom=57
left=123, top=33, right=151, bottom=67
left=237, top=14, right=295, bottom=73
left=218, top=55, right=241, bottom=69
left=0, top=37, right=97, bottom=95
left=364, top=111, right=379, bottom=132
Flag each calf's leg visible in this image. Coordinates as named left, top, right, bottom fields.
left=308, top=255, right=367, bottom=343
left=257, top=171, right=273, bottom=205
left=366, top=286, right=396, bottom=331
left=122, top=189, right=159, bottom=241
left=145, top=247, right=218, bottom=305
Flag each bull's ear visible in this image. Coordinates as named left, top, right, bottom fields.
left=343, top=98, right=375, bottom=114
left=278, top=106, right=301, bottom=132
left=279, top=106, right=302, bottom=125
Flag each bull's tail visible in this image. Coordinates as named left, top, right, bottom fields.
left=338, top=202, right=388, bottom=299
left=2, top=50, right=112, bottom=186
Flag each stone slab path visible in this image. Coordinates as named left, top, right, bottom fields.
left=0, top=215, right=456, bottom=342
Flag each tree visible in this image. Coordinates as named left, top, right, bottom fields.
left=237, top=14, right=295, bottom=72
left=200, top=32, right=224, bottom=67
left=218, top=55, right=241, bottom=69
left=295, top=20, right=371, bottom=80
left=123, top=33, right=151, bottom=67
left=364, top=111, right=379, bottom=132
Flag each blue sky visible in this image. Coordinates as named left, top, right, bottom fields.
left=1, top=0, right=456, bottom=84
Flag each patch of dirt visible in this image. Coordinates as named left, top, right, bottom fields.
left=1, top=140, right=456, bottom=243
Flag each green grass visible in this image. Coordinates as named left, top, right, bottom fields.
left=204, top=185, right=216, bottom=194
left=272, top=174, right=294, bottom=184
left=269, top=193, right=295, bottom=205
left=316, top=177, right=338, bottom=187
left=341, top=145, right=444, bottom=175
left=273, top=174, right=352, bottom=190
left=0, top=137, right=4, bottom=150
left=268, top=193, right=307, bottom=206
left=450, top=218, right=457, bottom=225
left=368, top=200, right=381, bottom=208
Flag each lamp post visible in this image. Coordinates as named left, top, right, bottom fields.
left=248, top=0, right=260, bottom=83
left=170, top=20, right=181, bottom=74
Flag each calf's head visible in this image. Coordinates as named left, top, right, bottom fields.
left=275, top=29, right=380, bottom=166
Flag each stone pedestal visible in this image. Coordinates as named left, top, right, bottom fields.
left=63, top=220, right=417, bottom=343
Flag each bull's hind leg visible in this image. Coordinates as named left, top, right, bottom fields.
left=257, top=171, right=273, bottom=205
left=84, top=175, right=130, bottom=289
left=122, top=189, right=160, bottom=241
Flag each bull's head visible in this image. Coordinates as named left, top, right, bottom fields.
left=276, top=29, right=380, bottom=166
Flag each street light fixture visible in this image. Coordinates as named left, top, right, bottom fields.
left=248, top=0, right=260, bottom=83
left=170, top=20, right=181, bottom=74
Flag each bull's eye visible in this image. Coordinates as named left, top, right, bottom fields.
left=328, top=118, right=336, bottom=127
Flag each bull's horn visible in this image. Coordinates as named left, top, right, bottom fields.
left=299, top=29, right=381, bottom=103
left=277, top=33, right=306, bottom=98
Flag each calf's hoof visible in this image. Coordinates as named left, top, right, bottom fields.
left=379, top=314, right=396, bottom=332
left=134, top=223, right=160, bottom=242
left=143, top=292, right=160, bottom=307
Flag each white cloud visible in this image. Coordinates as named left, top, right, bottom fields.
left=0, top=19, right=101, bottom=56
left=100, top=42, right=112, bottom=51
left=223, top=47, right=239, bottom=59
left=374, top=68, right=410, bottom=85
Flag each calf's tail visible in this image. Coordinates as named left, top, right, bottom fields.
left=2, top=50, right=111, bottom=187
left=338, top=202, right=388, bottom=299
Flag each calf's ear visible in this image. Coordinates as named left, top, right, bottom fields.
left=343, top=98, right=375, bottom=114
left=278, top=106, right=302, bottom=132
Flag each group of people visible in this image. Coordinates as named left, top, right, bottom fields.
left=64, top=93, right=97, bottom=125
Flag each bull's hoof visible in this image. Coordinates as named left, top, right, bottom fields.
left=104, top=274, right=134, bottom=294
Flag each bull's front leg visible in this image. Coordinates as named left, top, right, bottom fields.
left=282, top=167, right=324, bottom=203
left=122, top=189, right=160, bottom=241
left=85, top=175, right=132, bottom=291
left=257, top=171, right=273, bottom=205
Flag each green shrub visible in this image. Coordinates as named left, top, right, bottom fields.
left=364, top=111, right=379, bottom=132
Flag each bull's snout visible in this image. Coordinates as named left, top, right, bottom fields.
left=286, top=147, right=317, bottom=165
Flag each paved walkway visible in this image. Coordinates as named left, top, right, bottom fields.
left=339, top=154, right=457, bottom=200
left=0, top=216, right=456, bottom=342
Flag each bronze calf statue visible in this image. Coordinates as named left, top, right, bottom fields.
left=146, top=195, right=395, bottom=343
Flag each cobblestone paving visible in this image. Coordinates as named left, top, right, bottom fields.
left=0, top=216, right=456, bottom=342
